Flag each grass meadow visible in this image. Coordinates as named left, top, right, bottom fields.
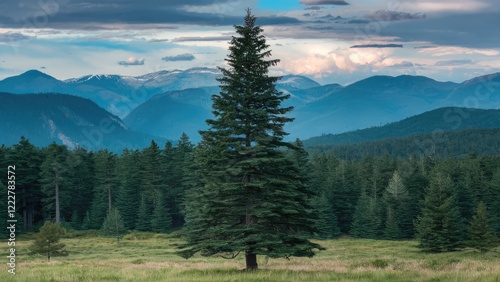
left=1, top=232, right=500, bottom=281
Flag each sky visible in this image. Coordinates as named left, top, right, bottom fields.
left=0, top=0, right=499, bottom=85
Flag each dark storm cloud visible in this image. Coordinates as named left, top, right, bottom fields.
left=162, top=53, right=196, bottom=62
left=300, top=0, right=349, bottom=5
left=172, top=36, right=231, bottom=42
left=389, top=61, right=415, bottom=68
left=380, top=13, right=500, bottom=49
left=305, top=6, right=322, bottom=10
left=350, top=44, right=403, bottom=48
left=347, top=19, right=371, bottom=24
left=0, top=0, right=300, bottom=29
left=365, top=10, right=426, bottom=21
left=435, top=59, right=475, bottom=66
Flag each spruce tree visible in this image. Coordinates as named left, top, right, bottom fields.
left=29, top=221, right=68, bottom=262
left=179, top=9, right=323, bottom=270
left=415, top=172, right=464, bottom=252
left=116, top=149, right=141, bottom=230
left=90, top=150, right=117, bottom=228
left=313, top=195, right=341, bottom=239
left=490, top=169, right=500, bottom=236
left=100, top=208, right=126, bottom=243
left=136, top=194, right=152, bottom=231
left=39, top=143, right=70, bottom=224
left=382, top=171, right=408, bottom=239
left=350, top=192, right=380, bottom=238
left=467, top=202, right=498, bottom=253
left=151, top=191, right=172, bottom=233
left=10, top=137, right=43, bottom=231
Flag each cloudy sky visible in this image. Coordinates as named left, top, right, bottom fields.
left=0, top=0, right=499, bottom=84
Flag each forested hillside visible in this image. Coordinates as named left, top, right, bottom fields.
left=303, top=107, right=500, bottom=147
left=307, top=128, right=500, bottom=159
left=2, top=136, right=499, bottom=242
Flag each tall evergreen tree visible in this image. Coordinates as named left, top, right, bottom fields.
left=415, top=172, right=464, bottom=252
left=136, top=193, right=152, bottom=231
left=116, top=149, right=141, bottom=230
left=179, top=9, right=323, bottom=270
left=312, top=195, right=341, bottom=239
left=467, top=201, right=498, bottom=253
left=151, top=191, right=172, bottom=233
left=489, top=169, right=500, bottom=236
left=350, top=192, right=380, bottom=238
left=67, top=148, right=95, bottom=228
left=9, top=137, right=42, bottom=231
left=383, top=171, right=408, bottom=239
left=90, top=150, right=117, bottom=228
left=39, top=143, right=70, bottom=224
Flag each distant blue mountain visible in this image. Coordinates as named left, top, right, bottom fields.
left=0, top=92, right=163, bottom=152
left=303, top=107, right=500, bottom=147
left=1, top=69, right=500, bottom=146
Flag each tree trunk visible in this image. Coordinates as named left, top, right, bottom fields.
left=245, top=253, right=258, bottom=270
left=55, top=178, right=60, bottom=224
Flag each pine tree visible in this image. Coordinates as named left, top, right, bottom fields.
left=313, top=195, right=341, bottom=239
left=490, top=169, right=500, bottom=236
left=90, top=150, right=117, bottom=228
left=116, top=149, right=141, bottom=230
left=467, top=202, right=498, bottom=253
left=67, top=148, right=94, bottom=230
left=100, top=208, right=126, bottom=243
left=136, top=194, right=152, bottom=231
left=151, top=192, right=172, bottom=233
left=350, top=192, right=380, bottom=238
left=39, top=143, right=70, bottom=224
left=415, top=172, right=464, bottom=252
left=29, top=221, right=68, bottom=262
left=382, top=171, right=408, bottom=239
left=9, top=137, right=43, bottom=231
left=179, top=9, right=323, bottom=270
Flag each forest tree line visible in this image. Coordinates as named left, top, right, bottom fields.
left=1, top=135, right=500, bottom=245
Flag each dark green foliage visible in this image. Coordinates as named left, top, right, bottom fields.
left=116, top=149, right=141, bottom=230
left=9, top=137, right=42, bottom=231
left=100, top=208, right=126, bottom=243
left=67, top=148, right=94, bottom=228
left=303, top=107, right=500, bottom=148
left=308, top=128, right=500, bottom=159
left=136, top=194, right=152, bottom=231
left=90, top=150, right=117, bottom=229
left=350, top=193, right=381, bottom=238
left=179, top=10, right=323, bottom=270
left=312, top=195, right=341, bottom=239
left=169, top=133, right=195, bottom=228
left=415, top=172, right=464, bottom=252
left=467, top=202, right=498, bottom=253
left=39, top=143, right=70, bottom=224
left=29, top=221, right=68, bottom=261
left=490, top=169, right=500, bottom=235
left=151, top=192, right=172, bottom=233
left=383, top=171, right=409, bottom=239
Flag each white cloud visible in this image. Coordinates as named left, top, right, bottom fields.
left=118, top=57, right=145, bottom=66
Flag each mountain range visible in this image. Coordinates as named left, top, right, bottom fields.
left=0, top=92, right=163, bottom=152
left=303, top=107, right=500, bottom=147
left=0, top=69, right=499, bottom=149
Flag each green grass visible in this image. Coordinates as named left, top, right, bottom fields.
left=1, top=233, right=499, bottom=281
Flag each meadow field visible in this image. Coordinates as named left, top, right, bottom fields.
left=2, top=232, right=499, bottom=282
